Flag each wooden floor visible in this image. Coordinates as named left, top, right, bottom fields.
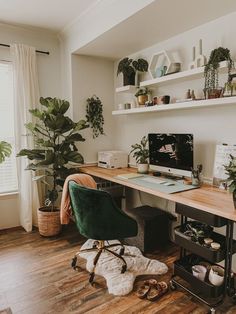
left=0, top=225, right=235, bottom=314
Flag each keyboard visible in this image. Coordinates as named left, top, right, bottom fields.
left=141, top=177, right=175, bottom=186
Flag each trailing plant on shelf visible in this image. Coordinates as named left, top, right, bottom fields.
left=130, top=136, right=149, bottom=173
left=86, top=95, right=105, bottom=139
left=224, top=154, right=236, bottom=208
left=204, top=47, right=234, bottom=98
left=0, top=141, right=12, bottom=164
left=117, top=57, right=149, bottom=86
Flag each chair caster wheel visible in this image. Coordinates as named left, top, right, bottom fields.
left=89, top=272, right=95, bottom=284
left=119, top=247, right=125, bottom=256
left=71, top=256, right=77, bottom=269
left=169, top=280, right=177, bottom=291
left=121, top=264, right=127, bottom=274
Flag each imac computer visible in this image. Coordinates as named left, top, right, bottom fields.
left=148, top=133, right=194, bottom=178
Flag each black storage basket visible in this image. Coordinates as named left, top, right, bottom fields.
left=174, top=255, right=224, bottom=298
left=175, top=225, right=236, bottom=263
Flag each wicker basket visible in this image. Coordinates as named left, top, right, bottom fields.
left=37, top=207, right=61, bottom=237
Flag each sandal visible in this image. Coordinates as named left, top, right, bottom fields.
left=136, top=280, right=151, bottom=299
left=146, top=281, right=168, bottom=301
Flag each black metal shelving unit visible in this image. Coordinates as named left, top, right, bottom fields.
left=170, top=203, right=236, bottom=314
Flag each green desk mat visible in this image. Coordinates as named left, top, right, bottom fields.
left=115, top=175, right=198, bottom=194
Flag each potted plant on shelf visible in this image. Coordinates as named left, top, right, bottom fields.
left=204, top=47, right=234, bottom=99
left=224, top=154, right=236, bottom=209
left=17, top=97, right=88, bottom=236
left=135, top=87, right=151, bottom=106
left=130, top=136, right=149, bottom=174
left=0, top=141, right=12, bottom=164
left=86, top=95, right=105, bottom=139
left=117, top=57, right=149, bottom=86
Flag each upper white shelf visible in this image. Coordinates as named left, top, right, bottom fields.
left=139, top=61, right=229, bottom=88
left=115, top=85, right=137, bottom=93
left=112, top=96, right=236, bottom=115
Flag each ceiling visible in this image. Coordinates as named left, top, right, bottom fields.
left=0, top=0, right=98, bottom=32
left=75, top=0, right=236, bottom=59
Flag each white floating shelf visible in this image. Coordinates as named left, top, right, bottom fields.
left=115, top=85, right=137, bottom=93
left=140, top=61, right=229, bottom=88
left=112, top=96, right=236, bottom=115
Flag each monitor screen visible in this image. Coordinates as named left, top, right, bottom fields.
left=148, top=133, right=193, bottom=177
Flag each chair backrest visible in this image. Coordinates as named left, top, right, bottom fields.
left=68, top=180, right=137, bottom=240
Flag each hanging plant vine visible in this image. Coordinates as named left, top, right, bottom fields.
left=204, top=47, right=234, bottom=91
left=86, top=95, right=105, bottom=138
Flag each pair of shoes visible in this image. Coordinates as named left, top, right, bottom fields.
left=136, top=279, right=168, bottom=301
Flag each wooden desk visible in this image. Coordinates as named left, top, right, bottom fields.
left=80, top=166, right=236, bottom=222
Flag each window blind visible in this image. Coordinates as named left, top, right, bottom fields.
left=0, top=62, right=18, bottom=193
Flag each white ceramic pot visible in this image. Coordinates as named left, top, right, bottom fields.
left=208, top=265, right=224, bottom=286
left=137, top=163, right=149, bottom=174
left=192, top=265, right=207, bottom=281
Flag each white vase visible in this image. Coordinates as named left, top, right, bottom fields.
left=138, top=163, right=149, bottom=174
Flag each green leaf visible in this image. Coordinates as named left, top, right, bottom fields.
left=29, top=108, right=43, bottom=119
left=65, top=151, right=84, bottom=163
left=58, top=101, right=69, bottom=114
left=0, top=141, right=12, bottom=163
left=17, top=149, right=45, bottom=160
left=65, top=133, right=85, bottom=143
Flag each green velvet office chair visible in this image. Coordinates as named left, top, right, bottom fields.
left=68, top=180, right=138, bottom=284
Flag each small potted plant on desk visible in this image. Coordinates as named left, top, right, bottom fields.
left=224, top=155, right=236, bottom=209
left=130, top=136, right=149, bottom=174
left=117, top=57, right=149, bottom=86
left=204, top=47, right=234, bottom=99
left=17, top=97, right=88, bottom=236
left=135, top=87, right=151, bottom=106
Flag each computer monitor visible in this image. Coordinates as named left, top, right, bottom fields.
left=148, top=133, right=194, bottom=178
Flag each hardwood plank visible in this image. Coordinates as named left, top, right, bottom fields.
left=0, top=225, right=235, bottom=313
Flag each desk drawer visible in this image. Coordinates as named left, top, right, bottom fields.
left=176, top=203, right=227, bottom=227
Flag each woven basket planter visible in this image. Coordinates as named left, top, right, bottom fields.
left=37, top=207, right=61, bottom=237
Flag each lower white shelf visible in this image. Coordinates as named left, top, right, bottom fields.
left=112, top=96, right=236, bottom=115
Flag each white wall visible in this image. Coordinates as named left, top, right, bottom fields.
left=71, top=55, right=116, bottom=162
left=114, top=12, right=236, bottom=181
left=0, top=23, right=61, bottom=229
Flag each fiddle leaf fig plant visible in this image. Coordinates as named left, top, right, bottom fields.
left=0, top=141, right=12, bottom=164
left=17, top=97, right=89, bottom=210
left=86, top=95, right=105, bottom=139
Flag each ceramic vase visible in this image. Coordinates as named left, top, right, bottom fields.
left=138, top=163, right=149, bottom=174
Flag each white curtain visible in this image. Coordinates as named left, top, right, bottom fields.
left=11, top=43, right=41, bottom=232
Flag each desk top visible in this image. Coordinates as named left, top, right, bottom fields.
left=80, top=166, right=236, bottom=222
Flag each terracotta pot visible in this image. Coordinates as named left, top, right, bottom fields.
left=138, top=163, right=149, bottom=174
left=37, top=206, right=61, bottom=237
left=137, top=95, right=148, bottom=106
left=204, top=87, right=224, bottom=99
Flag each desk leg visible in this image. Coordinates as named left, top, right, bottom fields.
left=180, top=215, right=188, bottom=259
left=225, top=220, right=234, bottom=296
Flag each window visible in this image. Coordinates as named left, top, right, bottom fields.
left=0, top=62, right=18, bottom=194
